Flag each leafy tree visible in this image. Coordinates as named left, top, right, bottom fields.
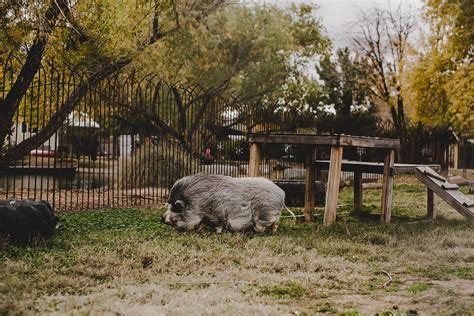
left=106, top=3, right=331, bottom=156
left=0, top=0, right=226, bottom=167
left=135, top=4, right=330, bottom=113
left=351, top=4, right=417, bottom=157
left=315, top=48, right=378, bottom=136
left=406, top=0, right=473, bottom=135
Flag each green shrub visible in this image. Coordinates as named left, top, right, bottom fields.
left=119, top=139, right=196, bottom=189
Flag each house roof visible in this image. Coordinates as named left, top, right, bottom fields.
left=66, top=111, right=100, bottom=128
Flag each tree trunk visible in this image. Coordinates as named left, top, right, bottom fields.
left=0, top=59, right=129, bottom=168
left=0, top=1, right=67, bottom=156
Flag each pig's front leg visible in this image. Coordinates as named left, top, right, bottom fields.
left=254, top=223, right=266, bottom=233
left=176, top=212, right=203, bottom=232
left=197, top=223, right=206, bottom=232
left=270, top=222, right=279, bottom=233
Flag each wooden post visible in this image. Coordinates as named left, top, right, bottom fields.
left=381, top=149, right=395, bottom=223
left=427, top=188, right=434, bottom=220
left=452, top=143, right=459, bottom=170
left=324, top=146, right=343, bottom=225
left=248, top=143, right=261, bottom=177
left=354, top=171, right=363, bottom=212
left=304, top=148, right=316, bottom=222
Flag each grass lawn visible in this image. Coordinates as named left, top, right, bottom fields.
left=1, top=182, right=473, bottom=314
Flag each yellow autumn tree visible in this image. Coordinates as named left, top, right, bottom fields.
left=406, top=0, right=473, bottom=135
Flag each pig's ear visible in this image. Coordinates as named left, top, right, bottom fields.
left=173, top=200, right=185, bottom=213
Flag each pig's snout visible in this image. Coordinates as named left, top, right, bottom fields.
left=160, top=212, right=172, bottom=225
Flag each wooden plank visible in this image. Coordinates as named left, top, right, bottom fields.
left=453, top=143, right=459, bottom=169
left=393, top=164, right=441, bottom=175
left=415, top=166, right=474, bottom=222
left=427, top=188, right=435, bottom=220
left=423, top=168, right=447, bottom=182
left=381, top=150, right=395, bottom=223
left=324, top=146, right=343, bottom=225
left=248, top=143, right=261, bottom=177
left=313, top=160, right=441, bottom=175
left=339, top=135, right=400, bottom=149
left=304, top=149, right=316, bottom=222
left=441, top=183, right=459, bottom=190
left=463, top=200, right=474, bottom=207
left=248, top=134, right=400, bottom=149
left=249, top=134, right=338, bottom=146
left=314, top=160, right=384, bottom=174
left=354, top=171, right=363, bottom=212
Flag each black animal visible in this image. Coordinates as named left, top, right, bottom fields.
left=0, top=199, right=58, bottom=245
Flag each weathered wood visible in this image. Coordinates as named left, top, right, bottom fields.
left=452, top=143, right=459, bottom=169
left=324, top=146, right=343, bottom=225
left=338, top=135, right=400, bottom=149
left=248, top=143, right=261, bottom=177
left=304, top=149, right=316, bottom=222
left=249, top=134, right=338, bottom=146
left=427, top=188, right=434, bottom=220
left=354, top=171, right=363, bottom=212
left=463, top=200, right=474, bottom=207
left=415, top=166, right=474, bottom=222
left=423, top=168, right=447, bottom=182
left=381, top=149, right=395, bottom=223
left=313, top=160, right=441, bottom=175
left=441, top=182, right=459, bottom=190
left=248, top=134, right=400, bottom=149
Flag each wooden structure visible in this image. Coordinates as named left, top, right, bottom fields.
left=415, top=166, right=474, bottom=222
left=312, top=160, right=441, bottom=214
left=248, top=134, right=401, bottom=225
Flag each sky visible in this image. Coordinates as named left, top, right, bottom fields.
left=244, top=0, right=425, bottom=48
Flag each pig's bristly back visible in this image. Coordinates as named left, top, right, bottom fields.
left=172, top=174, right=285, bottom=208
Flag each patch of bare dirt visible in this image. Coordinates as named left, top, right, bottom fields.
left=332, top=278, right=474, bottom=314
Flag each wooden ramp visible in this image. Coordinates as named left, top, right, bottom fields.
left=415, top=166, right=474, bottom=222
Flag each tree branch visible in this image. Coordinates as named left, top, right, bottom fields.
left=0, top=0, right=68, bottom=152
left=0, top=58, right=129, bottom=166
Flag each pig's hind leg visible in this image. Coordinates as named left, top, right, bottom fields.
left=225, top=202, right=253, bottom=232
left=270, top=222, right=279, bottom=233
left=196, top=223, right=206, bottom=232
left=254, top=223, right=267, bottom=233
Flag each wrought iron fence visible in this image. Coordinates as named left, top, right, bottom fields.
left=1, top=53, right=471, bottom=211
left=0, top=55, right=255, bottom=211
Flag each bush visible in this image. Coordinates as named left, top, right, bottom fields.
left=119, top=139, right=196, bottom=189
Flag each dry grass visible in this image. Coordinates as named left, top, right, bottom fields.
left=0, top=183, right=473, bottom=315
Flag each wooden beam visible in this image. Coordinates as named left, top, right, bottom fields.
left=427, top=188, right=435, bottom=220
left=453, top=143, right=459, bottom=169
left=248, top=134, right=400, bottom=149
left=304, top=149, right=316, bottom=222
left=415, top=166, right=473, bottom=222
left=324, top=146, right=343, bottom=225
left=354, top=171, right=363, bottom=212
left=249, top=134, right=338, bottom=146
left=381, top=149, right=395, bottom=223
left=248, top=142, right=261, bottom=177
left=313, top=160, right=441, bottom=175
left=338, top=135, right=400, bottom=149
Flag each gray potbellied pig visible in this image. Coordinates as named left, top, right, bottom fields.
left=160, top=174, right=285, bottom=233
